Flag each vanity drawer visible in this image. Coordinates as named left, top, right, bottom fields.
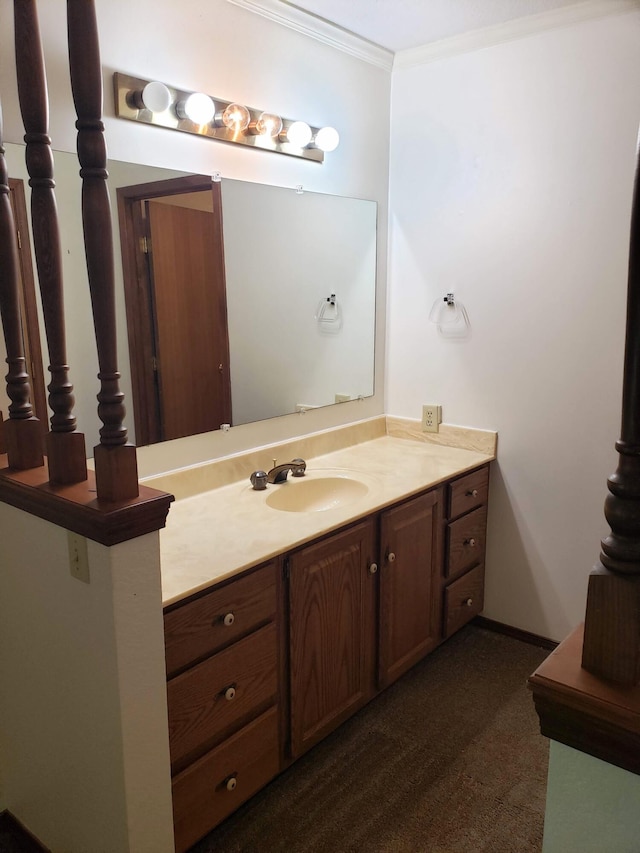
left=446, top=505, right=487, bottom=580
left=448, top=466, right=489, bottom=521
left=443, top=564, right=484, bottom=638
left=164, top=560, right=277, bottom=677
left=167, top=622, right=278, bottom=772
left=172, top=706, right=280, bottom=853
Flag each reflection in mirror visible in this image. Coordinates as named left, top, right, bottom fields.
left=221, top=179, right=376, bottom=426
left=4, top=142, right=377, bottom=450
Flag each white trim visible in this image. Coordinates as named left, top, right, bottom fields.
left=224, top=0, right=394, bottom=70
left=394, top=0, right=640, bottom=69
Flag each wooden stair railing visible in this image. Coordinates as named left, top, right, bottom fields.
left=0, top=0, right=172, bottom=544
left=581, top=141, right=640, bottom=686
left=0, top=106, right=43, bottom=471
left=14, top=0, right=87, bottom=486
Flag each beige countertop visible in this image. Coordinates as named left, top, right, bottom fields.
left=159, top=434, right=494, bottom=607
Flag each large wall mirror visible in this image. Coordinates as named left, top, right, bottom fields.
left=2, top=142, right=377, bottom=449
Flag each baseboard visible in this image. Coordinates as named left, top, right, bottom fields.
left=0, top=810, right=51, bottom=852
left=473, top=616, right=558, bottom=650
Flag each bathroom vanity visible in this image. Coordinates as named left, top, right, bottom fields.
left=153, top=422, right=494, bottom=851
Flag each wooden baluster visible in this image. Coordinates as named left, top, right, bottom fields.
left=0, top=106, right=43, bottom=470
left=14, top=0, right=87, bottom=485
left=582, top=144, right=640, bottom=684
left=66, top=0, right=138, bottom=502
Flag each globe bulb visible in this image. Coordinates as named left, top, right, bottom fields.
left=285, top=121, right=312, bottom=148
left=256, top=112, right=283, bottom=137
left=314, top=126, right=340, bottom=152
left=140, top=81, right=172, bottom=113
left=221, top=103, right=250, bottom=132
left=183, top=93, right=215, bottom=124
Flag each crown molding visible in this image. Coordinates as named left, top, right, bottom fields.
left=225, top=0, right=394, bottom=71
left=394, top=0, right=640, bottom=69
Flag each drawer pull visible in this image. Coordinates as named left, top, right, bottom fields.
left=225, top=775, right=238, bottom=792
left=223, top=685, right=237, bottom=702
left=222, top=612, right=235, bottom=627
left=368, top=562, right=378, bottom=575
left=464, top=538, right=477, bottom=547
left=387, top=552, right=396, bottom=564
left=466, top=489, right=479, bottom=498
left=465, top=598, right=474, bottom=607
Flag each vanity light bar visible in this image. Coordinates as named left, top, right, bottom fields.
left=113, top=72, right=339, bottom=163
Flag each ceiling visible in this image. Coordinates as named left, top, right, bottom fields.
left=279, top=0, right=596, bottom=52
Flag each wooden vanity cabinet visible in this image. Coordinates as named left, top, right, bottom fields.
left=443, top=465, right=489, bottom=637
left=288, top=519, right=377, bottom=758
left=163, top=464, right=490, bottom=848
left=378, top=489, right=443, bottom=689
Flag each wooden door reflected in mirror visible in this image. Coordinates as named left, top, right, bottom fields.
left=117, top=176, right=231, bottom=446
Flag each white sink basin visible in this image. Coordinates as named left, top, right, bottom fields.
left=265, top=475, right=369, bottom=513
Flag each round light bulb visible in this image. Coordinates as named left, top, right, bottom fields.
left=285, top=121, right=312, bottom=148
left=183, top=93, right=215, bottom=124
left=221, top=103, right=250, bottom=132
left=255, top=112, right=283, bottom=137
left=140, top=81, right=172, bottom=113
left=314, top=126, right=340, bottom=152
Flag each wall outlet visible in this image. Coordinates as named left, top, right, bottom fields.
left=422, top=404, right=442, bottom=433
left=68, top=532, right=90, bottom=584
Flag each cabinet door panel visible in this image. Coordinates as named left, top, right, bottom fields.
left=289, top=520, right=376, bottom=758
left=379, top=489, right=442, bottom=689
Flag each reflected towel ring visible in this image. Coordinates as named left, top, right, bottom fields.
left=316, top=293, right=342, bottom=332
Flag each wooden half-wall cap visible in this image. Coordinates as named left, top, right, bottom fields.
left=528, top=624, right=640, bottom=777
left=0, top=456, right=173, bottom=546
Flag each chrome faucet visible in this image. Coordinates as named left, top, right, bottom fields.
left=267, top=458, right=306, bottom=484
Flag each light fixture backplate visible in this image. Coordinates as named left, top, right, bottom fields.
left=113, top=72, right=325, bottom=163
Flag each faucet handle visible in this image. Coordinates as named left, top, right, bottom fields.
left=250, top=470, right=268, bottom=490
left=290, top=458, right=306, bottom=477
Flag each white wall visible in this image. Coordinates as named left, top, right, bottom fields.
left=387, top=10, right=640, bottom=641
left=0, top=507, right=173, bottom=852
left=0, top=0, right=390, bottom=476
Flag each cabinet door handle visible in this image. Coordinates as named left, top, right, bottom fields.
left=387, top=551, right=396, bottom=564
left=223, top=612, right=235, bottom=627
left=225, top=775, right=238, bottom=792
left=223, top=685, right=237, bottom=701
left=368, top=562, right=378, bottom=574
left=466, top=489, right=479, bottom=498
left=464, top=538, right=477, bottom=547
left=465, top=598, right=474, bottom=607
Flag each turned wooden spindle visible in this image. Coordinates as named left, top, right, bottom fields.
left=582, top=142, right=640, bottom=684
left=0, top=105, right=43, bottom=470
left=66, top=0, right=138, bottom=502
left=14, top=0, right=87, bottom=485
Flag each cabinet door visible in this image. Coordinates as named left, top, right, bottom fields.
left=378, top=489, right=442, bottom=689
left=289, top=519, right=376, bottom=758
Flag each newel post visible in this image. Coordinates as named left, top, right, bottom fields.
left=582, top=141, right=640, bottom=684
left=66, top=0, right=138, bottom=502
